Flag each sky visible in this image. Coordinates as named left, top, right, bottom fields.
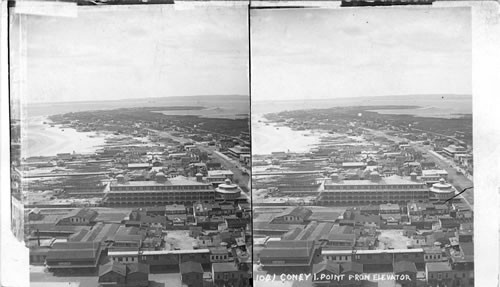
left=11, top=4, right=248, bottom=103
left=251, top=6, right=472, bottom=102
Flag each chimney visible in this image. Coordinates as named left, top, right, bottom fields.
left=196, top=173, right=203, bottom=182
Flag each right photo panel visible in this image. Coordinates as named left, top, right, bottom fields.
left=251, top=5, right=473, bottom=287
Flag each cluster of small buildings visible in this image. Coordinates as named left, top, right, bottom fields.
left=253, top=130, right=466, bottom=207
left=28, top=199, right=251, bottom=286
left=254, top=203, right=473, bottom=286
left=19, top=122, right=252, bottom=286
left=253, top=112, right=473, bottom=286
left=217, top=136, right=251, bottom=167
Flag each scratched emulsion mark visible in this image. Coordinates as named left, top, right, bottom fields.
left=445, top=186, right=474, bottom=203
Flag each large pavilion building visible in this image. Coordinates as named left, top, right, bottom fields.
left=318, top=172, right=429, bottom=206
left=103, top=173, right=214, bottom=207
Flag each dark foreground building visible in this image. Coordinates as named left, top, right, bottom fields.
left=46, top=241, right=103, bottom=274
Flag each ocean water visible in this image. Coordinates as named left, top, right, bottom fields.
left=19, top=95, right=249, bottom=119
left=251, top=94, right=472, bottom=155
left=16, top=95, right=470, bottom=157
left=252, top=94, right=472, bottom=117
left=16, top=95, right=249, bottom=158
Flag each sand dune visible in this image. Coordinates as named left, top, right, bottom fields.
left=23, top=117, right=106, bottom=158
left=252, top=115, right=321, bottom=155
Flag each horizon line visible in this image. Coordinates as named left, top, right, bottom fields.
left=252, top=93, right=472, bottom=103
left=24, top=94, right=250, bottom=106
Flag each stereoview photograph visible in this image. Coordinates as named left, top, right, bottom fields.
left=9, top=3, right=251, bottom=287
left=251, top=6, right=473, bottom=287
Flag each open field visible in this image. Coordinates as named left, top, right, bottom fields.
left=163, top=230, right=197, bottom=250
left=377, top=230, right=410, bottom=250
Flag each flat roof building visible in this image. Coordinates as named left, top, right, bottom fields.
left=342, top=162, right=367, bottom=169
left=227, top=145, right=250, bottom=159
left=442, top=145, right=467, bottom=158
left=320, top=173, right=429, bottom=206
left=425, top=261, right=473, bottom=287
left=207, top=170, right=234, bottom=183
left=421, top=170, right=449, bottom=185
left=127, top=163, right=152, bottom=170
left=104, top=173, right=214, bottom=207
left=259, top=240, right=318, bottom=273
left=323, top=248, right=425, bottom=271
left=180, top=261, right=203, bottom=287
left=46, top=242, right=103, bottom=272
left=212, top=262, right=246, bottom=287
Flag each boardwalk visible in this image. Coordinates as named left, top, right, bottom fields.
left=23, top=171, right=108, bottom=178
left=253, top=170, right=324, bottom=176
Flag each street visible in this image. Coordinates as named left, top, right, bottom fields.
left=412, top=144, right=473, bottom=209
left=147, top=128, right=250, bottom=194
left=196, top=145, right=251, bottom=198
left=366, top=128, right=474, bottom=210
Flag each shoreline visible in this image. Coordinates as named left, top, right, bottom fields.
left=23, top=116, right=108, bottom=159
left=252, top=114, right=324, bottom=156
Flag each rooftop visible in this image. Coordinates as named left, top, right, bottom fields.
left=165, top=204, right=186, bottom=211
left=426, top=262, right=452, bottom=272
left=393, top=261, right=417, bottom=273
left=321, top=233, right=355, bottom=242
left=127, top=263, right=149, bottom=274
left=324, top=175, right=426, bottom=186
left=408, top=202, right=448, bottom=211
left=209, top=247, right=229, bottom=255
left=298, top=222, right=335, bottom=241
left=108, top=249, right=210, bottom=256
left=380, top=203, right=400, bottom=210
left=99, top=261, right=126, bottom=277
left=431, top=178, right=454, bottom=188
left=266, top=240, right=315, bottom=249
left=47, top=242, right=100, bottom=261
left=180, top=261, right=203, bottom=274
left=450, top=242, right=474, bottom=263
left=341, top=262, right=363, bottom=273
left=127, top=163, right=152, bottom=168
left=208, top=170, right=234, bottom=177
left=422, top=170, right=448, bottom=176
left=275, top=206, right=312, bottom=220
left=212, top=262, right=238, bottom=273
left=322, top=248, right=424, bottom=255
left=61, top=208, right=98, bottom=220
left=110, top=175, right=211, bottom=187
left=313, top=260, right=340, bottom=275
left=342, top=162, right=367, bottom=167
left=260, top=247, right=313, bottom=259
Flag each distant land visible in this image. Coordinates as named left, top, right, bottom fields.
left=18, top=95, right=249, bottom=119
left=253, top=94, right=472, bottom=119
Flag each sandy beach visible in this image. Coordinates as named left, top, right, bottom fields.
left=22, top=116, right=107, bottom=158
left=368, top=106, right=470, bottom=119
left=252, top=114, right=322, bottom=155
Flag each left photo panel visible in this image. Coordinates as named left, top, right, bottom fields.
left=8, top=3, right=251, bottom=287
